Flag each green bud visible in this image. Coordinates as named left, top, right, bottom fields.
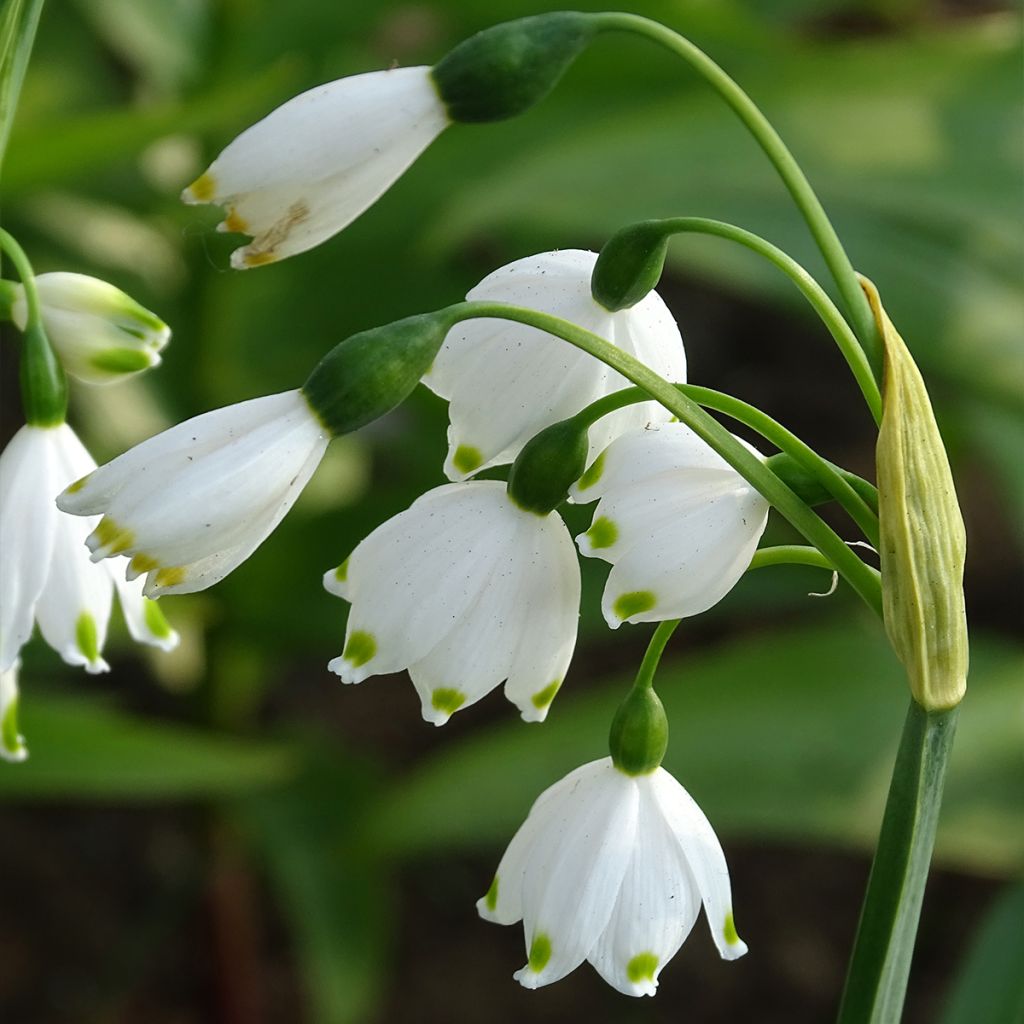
left=302, top=312, right=453, bottom=436
left=609, top=685, right=669, bottom=776
left=507, top=417, right=589, bottom=515
left=432, top=12, right=596, bottom=123
left=20, top=322, right=68, bottom=427
left=591, top=220, right=670, bottom=312
left=865, top=276, right=968, bottom=711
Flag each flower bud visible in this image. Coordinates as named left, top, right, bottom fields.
left=507, top=417, right=589, bottom=515
left=609, top=685, right=669, bottom=776
left=865, top=276, right=968, bottom=711
left=301, top=312, right=454, bottom=436
left=11, top=272, right=169, bottom=385
left=591, top=221, right=670, bottom=312
left=432, top=13, right=596, bottom=123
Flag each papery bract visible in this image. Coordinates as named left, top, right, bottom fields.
left=479, top=757, right=747, bottom=995
left=324, top=480, right=580, bottom=724
left=182, top=67, right=449, bottom=268
left=573, top=422, right=769, bottom=626
left=424, top=249, right=686, bottom=481
left=57, top=390, right=329, bottom=597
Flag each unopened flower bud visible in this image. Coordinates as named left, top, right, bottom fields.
left=11, top=272, right=169, bottom=385
left=591, top=221, right=670, bottom=312
left=507, top=417, right=589, bottom=515
left=866, top=276, right=968, bottom=711
left=432, top=12, right=596, bottom=123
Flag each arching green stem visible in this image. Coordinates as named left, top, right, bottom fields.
left=446, top=300, right=882, bottom=617
left=748, top=545, right=836, bottom=573
left=619, top=217, right=882, bottom=422
left=591, top=12, right=881, bottom=376
left=575, top=383, right=880, bottom=548
left=0, top=227, right=67, bottom=425
left=634, top=619, right=681, bottom=692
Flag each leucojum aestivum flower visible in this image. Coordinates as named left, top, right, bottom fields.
left=2, top=10, right=970, bottom=1017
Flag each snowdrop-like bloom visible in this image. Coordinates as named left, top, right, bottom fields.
left=10, top=272, right=170, bottom=384
left=324, top=480, right=580, bottom=724
left=1, top=661, right=28, bottom=763
left=182, top=67, right=449, bottom=268
left=573, top=422, right=769, bottom=627
left=479, top=757, right=747, bottom=995
left=56, top=390, right=329, bottom=598
left=0, top=424, right=179, bottom=675
left=424, top=249, right=687, bottom=481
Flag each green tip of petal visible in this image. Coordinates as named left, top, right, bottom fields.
left=1, top=697, right=24, bottom=757
left=613, top=590, right=656, bottom=621
left=76, top=612, right=100, bottom=663
left=343, top=630, right=377, bottom=668
left=531, top=680, right=561, bottom=710
left=626, top=952, right=659, bottom=983
left=142, top=598, right=174, bottom=640
left=585, top=516, right=618, bottom=549
left=528, top=933, right=552, bottom=973
left=93, top=517, right=134, bottom=554
left=484, top=876, right=499, bottom=912
left=90, top=347, right=155, bottom=375
left=334, top=558, right=349, bottom=583
left=431, top=688, right=466, bottom=716
left=65, top=474, right=90, bottom=494
left=452, top=444, right=483, bottom=475
left=576, top=450, right=606, bottom=491
left=724, top=911, right=740, bottom=946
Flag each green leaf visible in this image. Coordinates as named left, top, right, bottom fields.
left=234, top=747, right=392, bottom=1024
left=0, top=693, right=297, bottom=799
left=365, top=618, right=1024, bottom=875
left=940, top=881, right=1024, bottom=1024
left=0, top=0, right=43, bottom=173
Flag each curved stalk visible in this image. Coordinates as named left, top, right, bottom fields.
left=445, top=299, right=882, bottom=617
left=576, top=382, right=880, bottom=547
left=592, top=12, right=881, bottom=374
left=747, top=545, right=835, bottom=573
left=634, top=619, right=681, bottom=692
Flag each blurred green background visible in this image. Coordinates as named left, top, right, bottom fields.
left=1, top=0, right=1022, bottom=1021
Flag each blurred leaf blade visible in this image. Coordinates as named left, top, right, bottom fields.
left=0, top=0, right=43, bottom=173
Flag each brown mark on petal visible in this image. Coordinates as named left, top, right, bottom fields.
left=244, top=199, right=310, bottom=266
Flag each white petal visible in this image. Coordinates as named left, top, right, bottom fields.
left=183, top=67, right=449, bottom=265
left=329, top=482, right=517, bottom=683
left=0, top=427, right=60, bottom=671
left=650, top=769, right=748, bottom=960
left=514, top=759, right=639, bottom=989
left=1, top=660, right=28, bottom=763
left=588, top=778, right=701, bottom=996
left=112, top=572, right=179, bottom=651
left=502, top=513, right=581, bottom=722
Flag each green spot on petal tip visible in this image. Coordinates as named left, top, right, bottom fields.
left=577, top=450, right=605, bottom=491
left=531, top=680, right=561, bottom=710
left=343, top=630, right=377, bottom=668
left=2, top=698, right=22, bottom=755
left=626, top=952, right=659, bottom=983
left=334, top=558, right=349, bottom=582
left=613, top=590, right=656, bottom=620
left=484, top=876, right=499, bottom=912
left=142, top=598, right=173, bottom=640
left=585, top=516, right=617, bottom=549
left=528, top=933, right=552, bottom=973
left=75, top=612, right=100, bottom=663
left=431, top=688, right=466, bottom=715
left=452, top=444, right=483, bottom=475
left=724, top=911, right=740, bottom=946
left=90, top=348, right=153, bottom=374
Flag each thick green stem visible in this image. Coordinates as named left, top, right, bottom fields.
left=639, top=218, right=881, bottom=422
left=0, top=227, right=67, bottom=425
left=577, top=382, right=880, bottom=547
left=837, top=701, right=959, bottom=1024
left=448, top=300, right=882, bottom=616
left=591, top=12, right=882, bottom=376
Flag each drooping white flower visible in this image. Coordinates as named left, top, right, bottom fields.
left=479, top=757, right=747, bottom=995
left=0, top=424, right=179, bottom=675
left=1, top=660, right=28, bottom=763
left=10, top=272, right=170, bottom=384
left=424, top=249, right=687, bottom=481
left=572, top=422, right=769, bottom=627
left=182, top=66, right=449, bottom=268
left=324, top=480, right=580, bottom=724
left=56, top=390, right=329, bottom=598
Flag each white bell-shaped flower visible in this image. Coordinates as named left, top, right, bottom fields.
left=0, top=424, right=179, bottom=675
left=182, top=67, right=449, bottom=268
left=10, top=272, right=170, bottom=384
left=424, top=249, right=687, bottom=481
left=572, top=422, right=769, bottom=627
left=324, top=480, right=580, bottom=724
left=478, top=757, right=747, bottom=995
left=1, top=660, right=28, bottom=763
left=56, top=390, right=329, bottom=598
